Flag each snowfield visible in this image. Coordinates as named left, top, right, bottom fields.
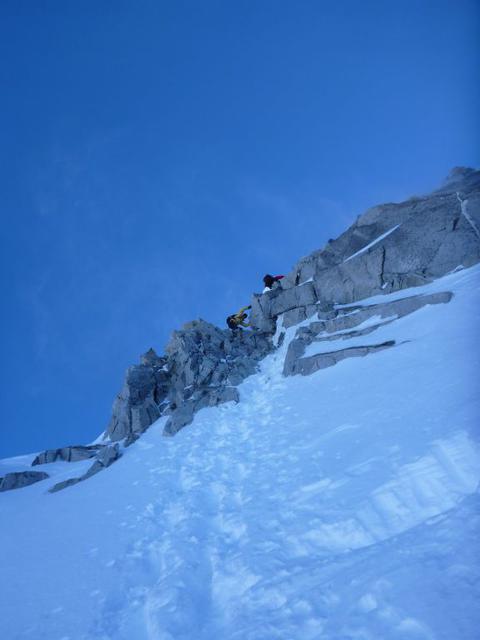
left=1, top=265, right=479, bottom=640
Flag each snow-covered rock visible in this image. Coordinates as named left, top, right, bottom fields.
left=32, top=444, right=105, bottom=465
left=0, top=470, right=49, bottom=492
left=106, top=319, right=272, bottom=444
left=283, top=290, right=453, bottom=376
left=48, top=444, right=122, bottom=493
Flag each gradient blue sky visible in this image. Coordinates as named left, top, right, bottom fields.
left=1, top=0, right=478, bottom=457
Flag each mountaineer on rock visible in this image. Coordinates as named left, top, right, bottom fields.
left=226, top=305, right=252, bottom=330
left=263, top=274, right=284, bottom=293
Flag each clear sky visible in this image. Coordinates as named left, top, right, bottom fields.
left=0, top=0, right=478, bottom=458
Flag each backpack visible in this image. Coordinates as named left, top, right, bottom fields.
left=226, top=316, right=238, bottom=330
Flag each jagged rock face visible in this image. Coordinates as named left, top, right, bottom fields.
left=250, top=169, right=480, bottom=330
left=106, top=353, right=169, bottom=442
left=0, top=471, right=49, bottom=492
left=250, top=282, right=320, bottom=332
left=105, top=322, right=272, bottom=442
left=161, top=320, right=272, bottom=435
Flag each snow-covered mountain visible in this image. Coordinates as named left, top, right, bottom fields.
left=1, top=169, right=479, bottom=640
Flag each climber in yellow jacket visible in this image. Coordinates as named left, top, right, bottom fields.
left=226, top=305, right=252, bottom=330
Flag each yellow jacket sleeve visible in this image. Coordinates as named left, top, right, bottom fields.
left=236, top=305, right=250, bottom=317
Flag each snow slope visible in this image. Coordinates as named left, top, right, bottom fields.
left=1, top=265, right=479, bottom=640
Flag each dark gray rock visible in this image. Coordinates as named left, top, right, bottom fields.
left=141, top=347, right=166, bottom=367
left=282, top=305, right=318, bottom=329
left=249, top=283, right=318, bottom=332
left=270, top=282, right=317, bottom=316
left=161, top=319, right=269, bottom=435
left=32, top=445, right=104, bottom=466
left=313, top=291, right=452, bottom=336
left=104, top=319, right=272, bottom=442
left=48, top=477, right=81, bottom=493
left=107, top=350, right=170, bottom=442
left=306, top=319, right=396, bottom=344
left=124, top=432, right=140, bottom=447
left=164, top=386, right=240, bottom=436
left=96, top=444, right=122, bottom=467
left=290, top=341, right=396, bottom=376
left=249, top=294, right=277, bottom=333
left=49, top=444, right=122, bottom=493
left=83, top=444, right=122, bottom=479
left=0, top=471, right=49, bottom=492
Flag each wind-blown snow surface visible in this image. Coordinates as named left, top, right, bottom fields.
left=1, top=266, right=480, bottom=640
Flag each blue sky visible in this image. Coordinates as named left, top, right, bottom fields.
left=0, top=0, right=478, bottom=458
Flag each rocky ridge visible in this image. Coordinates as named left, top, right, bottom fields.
left=249, top=167, right=480, bottom=331
left=1, top=167, right=478, bottom=493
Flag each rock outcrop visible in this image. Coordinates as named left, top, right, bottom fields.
left=163, top=320, right=272, bottom=436
left=289, top=340, right=397, bottom=376
left=106, top=321, right=272, bottom=442
left=249, top=167, right=480, bottom=331
left=283, top=291, right=453, bottom=376
left=106, top=350, right=169, bottom=441
left=48, top=444, right=122, bottom=493
left=0, top=471, right=49, bottom=492
left=32, top=445, right=104, bottom=466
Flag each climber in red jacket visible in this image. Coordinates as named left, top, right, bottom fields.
left=263, top=274, right=284, bottom=293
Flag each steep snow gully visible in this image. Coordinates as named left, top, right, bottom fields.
left=1, top=168, right=480, bottom=640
